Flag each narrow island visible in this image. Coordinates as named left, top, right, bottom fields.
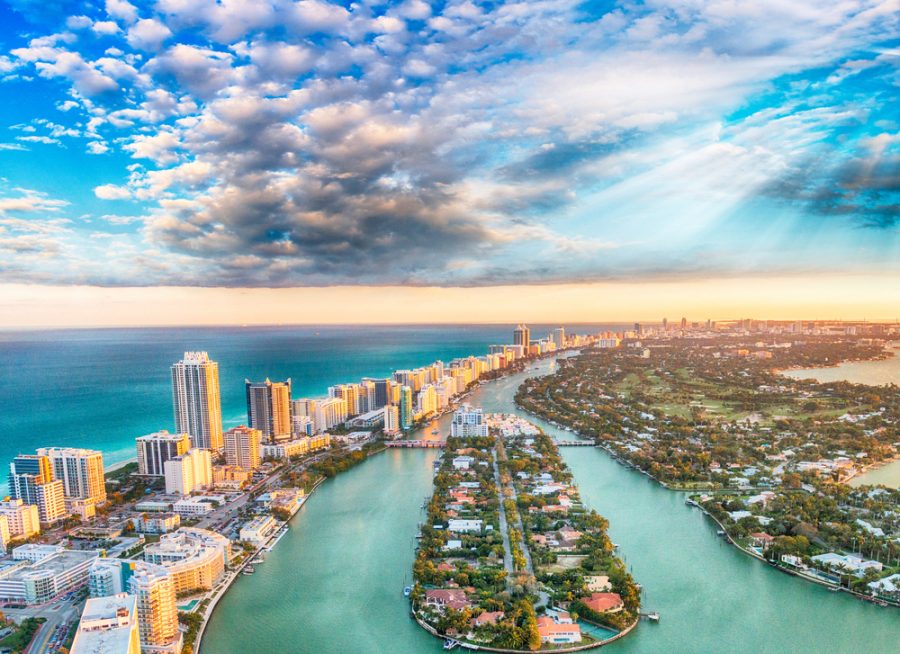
left=411, top=412, right=640, bottom=651
left=516, top=334, right=900, bottom=607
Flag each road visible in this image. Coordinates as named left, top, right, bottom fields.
left=491, top=450, right=515, bottom=581
left=6, top=595, right=82, bottom=654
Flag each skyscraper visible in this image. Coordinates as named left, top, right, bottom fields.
left=552, top=327, right=566, bottom=349
left=224, top=426, right=262, bottom=470
left=513, top=324, right=530, bottom=351
left=399, top=385, right=413, bottom=430
left=136, top=431, right=191, bottom=477
left=171, top=352, right=223, bottom=451
left=8, top=454, right=66, bottom=526
left=245, top=378, right=292, bottom=443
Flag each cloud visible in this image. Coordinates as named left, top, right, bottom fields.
left=126, top=19, right=173, bottom=51
left=105, top=0, right=138, bottom=24
left=0, top=189, right=69, bottom=215
left=94, top=184, right=132, bottom=200
left=1, top=0, right=898, bottom=288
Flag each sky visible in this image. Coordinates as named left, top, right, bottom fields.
left=0, top=1, right=897, bottom=325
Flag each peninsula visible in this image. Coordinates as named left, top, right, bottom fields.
left=411, top=412, right=640, bottom=650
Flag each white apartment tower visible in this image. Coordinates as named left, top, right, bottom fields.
left=171, top=352, right=223, bottom=451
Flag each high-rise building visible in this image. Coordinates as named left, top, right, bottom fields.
left=71, top=593, right=141, bottom=654
left=245, top=378, right=292, bottom=443
left=450, top=406, right=489, bottom=437
left=417, top=385, right=438, bottom=418
left=383, top=404, right=400, bottom=436
left=164, top=449, right=213, bottom=495
left=224, top=426, right=262, bottom=470
left=399, top=386, right=413, bottom=430
left=680, top=317, right=687, bottom=330
left=8, top=454, right=66, bottom=526
left=136, top=431, right=191, bottom=477
left=0, top=515, right=8, bottom=550
left=38, top=447, right=107, bottom=506
left=171, top=352, right=223, bottom=451
left=513, top=324, right=530, bottom=351
left=329, top=384, right=361, bottom=417
left=314, top=397, right=347, bottom=432
left=89, top=559, right=182, bottom=654
left=368, top=378, right=395, bottom=409
left=553, top=327, right=566, bottom=350
left=0, top=498, right=40, bottom=538
left=662, top=317, right=668, bottom=330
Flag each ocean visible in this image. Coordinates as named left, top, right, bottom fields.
left=0, top=324, right=619, bottom=493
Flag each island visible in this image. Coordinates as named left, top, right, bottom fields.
left=411, top=413, right=640, bottom=651
left=516, top=333, right=900, bottom=607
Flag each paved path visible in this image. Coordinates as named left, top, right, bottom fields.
left=491, top=450, right=514, bottom=582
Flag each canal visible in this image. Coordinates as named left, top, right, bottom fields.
left=201, top=357, right=899, bottom=654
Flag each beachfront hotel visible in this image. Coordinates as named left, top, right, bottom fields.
left=171, top=352, right=223, bottom=451
left=245, top=378, right=293, bottom=443
left=137, top=431, right=192, bottom=477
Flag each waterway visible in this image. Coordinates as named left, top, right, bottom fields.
left=783, top=343, right=900, bottom=386
left=202, top=356, right=899, bottom=654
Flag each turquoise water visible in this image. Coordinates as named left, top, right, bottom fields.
left=0, top=324, right=617, bottom=494
left=202, top=358, right=900, bottom=654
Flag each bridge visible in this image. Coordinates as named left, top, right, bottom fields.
left=385, top=440, right=446, bottom=448
left=555, top=440, right=596, bottom=447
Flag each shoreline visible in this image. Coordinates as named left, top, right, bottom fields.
left=194, top=355, right=567, bottom=654
left=411, top=423, right=640, bottom=652
left=513, top=402, right=899, bottom=610
left=194, top=474, right=329, bottom=653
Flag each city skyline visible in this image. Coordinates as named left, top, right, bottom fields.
left=0, top=1, right=896, bottom=328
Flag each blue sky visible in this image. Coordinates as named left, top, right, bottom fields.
left=0, top=0, right=897, bottom=288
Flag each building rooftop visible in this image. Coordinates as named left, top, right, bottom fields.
left=71, top=594, right=137, bottom=654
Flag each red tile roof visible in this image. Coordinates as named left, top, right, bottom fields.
left=580, top=592, right=624, bottom=613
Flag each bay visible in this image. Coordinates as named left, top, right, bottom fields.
left=202, top=356, right=900, bottom=654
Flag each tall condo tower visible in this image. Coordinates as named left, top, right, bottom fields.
left=171, top=352, right=223, bottom=451
left=245, top=378, right=293, bottom=443
left=513, top=324, right=530, bottom=350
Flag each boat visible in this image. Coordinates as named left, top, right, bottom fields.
left=403, top=586, right=411, bottom=597
left=431, top=429, right=439, bottom=435
left=716, top=529, right=726, bottom=536
left=241, top=566, right=256, bottom=575
left=443, top=640, right=458, bottom=650
left=828, top=587, right=840, bottom=592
